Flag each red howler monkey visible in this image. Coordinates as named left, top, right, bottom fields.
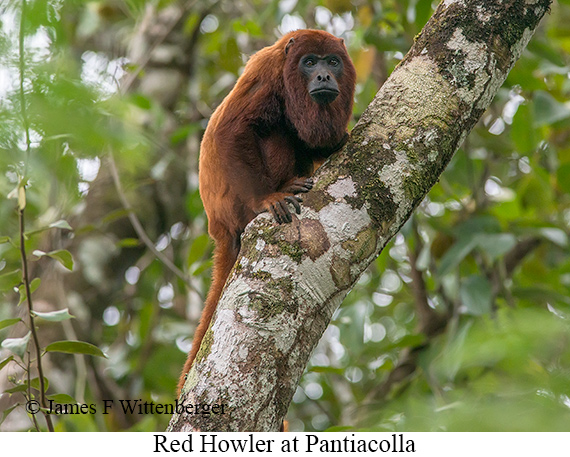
left=178, top=29, right=356, bottom=392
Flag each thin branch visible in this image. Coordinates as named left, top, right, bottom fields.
left=409, top=218, right=448, bottom=335
left=19, top=209, right=54, bottom=432
left=18, top=0, right=53, bottom=432
left=107, top=152, right=202, bottom=297
left=18, top=0, right=30, bottom=178
left=25, top=349, right=40, bottom=432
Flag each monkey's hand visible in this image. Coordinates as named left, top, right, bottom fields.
left=280, top=177, right=313, bottom=194
left=259, top=192, right=303, bottom=224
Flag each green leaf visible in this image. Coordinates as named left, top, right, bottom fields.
left=455, top=216, right=502, bottom=237
left=101, top=209, right=130, bottom=225
left=0, top=356, right=15, bottom=371
left=0, top=236, right=11, bottom=244
left=187, top=233, right=210, bottom=267
left=383, top=334, right=426, bottom=351
left=460, top=275, right=492, bottom=316
left=512, top=286, right=570, bottom=306
left=475, top=233, right=517, bottom=260
left=0, top=405, right=17, bottom=426
left=34, top=249, right=74, bottom=271
left=129, top=93, right=152, bottom=110
left=30, top=277, right=41, bottom=293
left=49, top=219, right=72, bottom=230
left=0, top=319, right=21, bottom=331
left=373, top=358, right=394, bottom=372
left=4, top=384, right=28, bottom=394
left=533, top=91, right=570, bottom=127
left=326, top=425, right=355, bottom=432
left=47, top=249, right=74, bottom=270
left=17, top=284, right=27, bottom=306
left=17, top=278, right=40, bottom=306
left=32, top=308, right=75, bottom=322
left=539, top=227, right=568, bottom=247
left=526, top=39, right=566, bottom=67
left=416, top=243, right=431, bottom=271
left=511, top=103, right=536, bottom=154
left=0, top=404, right=19, bottom=425
left=0, top=270, right=21, bottom=292
left=1, top=331, right=31, bottom=359
left=138, top=301, right=154, bottom=341
left=309, top=366, right=345, bottom=375
left=26, top=219, right=73, bottom=236
left=170, top=123, right=200, bottom=145
left=192, top=260, right=212, bottom=277
left=116, top=238, right=140, bottom=248
left=29, top=377, right=49, bottom=392
left=557, top=163, right=570, bottom=194
left=45, top=341, right=107, bottom=358
left=47, top=393, right=76, bottom=404
left=439, top=237, right=477, bottom=276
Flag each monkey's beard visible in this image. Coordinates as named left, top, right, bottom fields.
left=284, top=90, right=350, bottom=150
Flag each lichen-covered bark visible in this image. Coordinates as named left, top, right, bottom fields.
left=168, top=0, right=551, bottom=432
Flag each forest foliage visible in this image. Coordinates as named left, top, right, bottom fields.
left=1, top=0, right=570, bottom=431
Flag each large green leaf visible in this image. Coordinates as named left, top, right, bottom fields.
left=533, top=91, right=570, bottom=127
left=32, top=308, right=75, bottom=322
left=45, top=341, right=107, bottom=358
left=476, top=233, right=517, bottom=260
left=438, top=237, right=477, bottom=276
left=460, top=275, right=493, bottom=316
left=0, top=319, right=22, bottom=331
left=33, top=249, right=74, bottom=271
left=0, top=356, right=15, bottom=372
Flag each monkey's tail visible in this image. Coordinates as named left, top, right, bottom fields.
left=177, top=237, right=239, bottom=394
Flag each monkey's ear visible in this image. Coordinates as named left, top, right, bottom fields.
left=285, top=37, right=295, bottom=55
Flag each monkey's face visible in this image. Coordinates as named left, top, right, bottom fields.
left=281, top=30, right=356, bottom=149
left=298, top=54, right=343, bottom=105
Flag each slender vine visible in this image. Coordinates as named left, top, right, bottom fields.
left=18, top=0, right=54, bottom=432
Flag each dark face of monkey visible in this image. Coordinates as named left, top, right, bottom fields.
left=282, top=31, right=355, bottom=149
left=299, top=53, right=344, bottom=105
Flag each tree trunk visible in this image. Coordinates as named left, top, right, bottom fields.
left=169, top=0, right=552, bottom=432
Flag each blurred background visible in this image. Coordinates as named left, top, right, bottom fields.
left=1, top=0, right=570, bottom=432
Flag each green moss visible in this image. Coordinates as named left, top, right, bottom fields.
left=407, top=0, right=549, bottom=78
left=248, top=276, right=295, bottom=318
left=195, top=328, right=214, bottom=364
left=342, top=137, right=398, bottom=224
left=277, top=239, right=304, bottom=263
left=402, top=173, right=428, bottom=202
left=250, top=269, right=272, bottom=281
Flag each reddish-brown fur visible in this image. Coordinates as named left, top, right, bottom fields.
left=178, top=30, right=356, bottom=393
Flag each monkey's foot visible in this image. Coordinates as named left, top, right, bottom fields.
left=280, top=177, right=313, bottom=195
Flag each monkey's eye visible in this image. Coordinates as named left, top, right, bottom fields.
left=329, top=57, right=340, bottom=66
left=303, top=57, right=316, bottom=67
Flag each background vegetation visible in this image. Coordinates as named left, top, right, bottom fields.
left=1, top=0, right=570, bottom=432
